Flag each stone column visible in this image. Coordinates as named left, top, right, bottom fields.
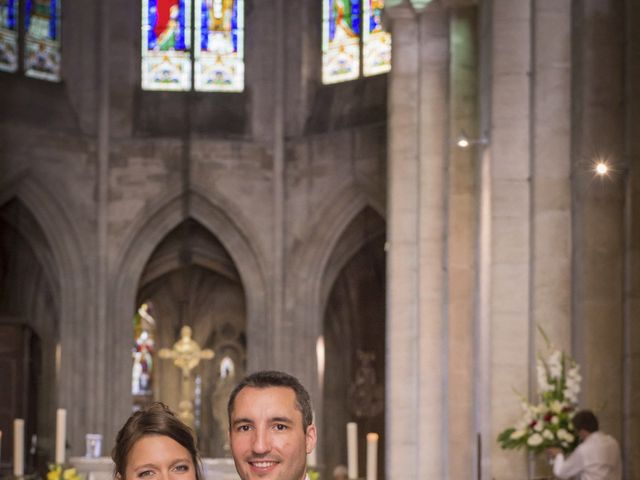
left=448, top=6, right=478, bottom=480
left=386, top=2, right=449, bottom=478
left=528, top=3, right=573, bottom=476
left=531, top=1, right=572, bottom=355
left=483, top=1, right=532, bottom=479
left=572, top=0, right=625, bottom=440
left=625, top=1, right=640, bottom=476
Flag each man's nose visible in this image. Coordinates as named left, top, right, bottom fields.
left=251, top=428, right=271, bottom=454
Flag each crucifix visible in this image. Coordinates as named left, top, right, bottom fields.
left=159, top=325, right=214, bottom=429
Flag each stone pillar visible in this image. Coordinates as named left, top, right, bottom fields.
left=625, top=0, right=640, bottom=476
left=386, top=2, right=449, bottom=478
left=531, top=1, right=572, bottom=355
left=572, top=0, right=625, bottom=440
left=528, top=3, right=573, bottom=476
left=484, top=1, right=532, bottom=479
left=448, top=6, right=478, bottom=480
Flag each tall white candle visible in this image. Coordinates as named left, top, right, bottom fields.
left=366, top=433, right=379, bottom=480
left=13, top=419, right=24, bottom=476
left=347, top=422, right=358, bottom=479
left=55, top=409, right=67, bottom=464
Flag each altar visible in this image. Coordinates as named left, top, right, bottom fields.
left=70, top=457, right=240, bottom=480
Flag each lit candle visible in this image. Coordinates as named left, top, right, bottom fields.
left=13, top=419, right=24, bottom=476
left=347, top=422, right=358, bottom=479
left=55, top=409, right=67, bottom=465
left=366, top=433, right=379, bottom=480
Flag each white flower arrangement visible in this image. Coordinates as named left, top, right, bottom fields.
left=498, top=329, right=581, bottom=455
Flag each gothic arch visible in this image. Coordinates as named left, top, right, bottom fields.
left=287, top=181, right=385, bottom=379
left=108, top=187, right=269, bottom=438
left=0, top=173, right=90, bottom=445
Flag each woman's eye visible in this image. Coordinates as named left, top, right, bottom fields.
left=174, top=464, right=190, bottom=473
left=137, top=471, right=154, bottom=478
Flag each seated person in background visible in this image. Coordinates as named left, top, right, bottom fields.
left=112, top=402, right=202, bottom=480
left=547, top=409, right=621, bottom=480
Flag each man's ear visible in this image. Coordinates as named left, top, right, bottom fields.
left=305, top=424, right=317, bottom=453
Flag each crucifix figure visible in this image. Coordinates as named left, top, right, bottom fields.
left=159, top=325, right=214, bottom=428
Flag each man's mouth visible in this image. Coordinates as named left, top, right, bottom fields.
left=249, top=460, right=278, bottom=469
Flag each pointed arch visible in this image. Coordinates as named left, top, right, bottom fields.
left=287, top=180, right=385, bottom=375
left=107, top=187, right=269, bottom=438
left=0, top=173, right=91, bottom=447
left=286, top=181, right=385, bottom=465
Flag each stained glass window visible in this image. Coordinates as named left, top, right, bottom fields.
left=141, top=0, right=244, bottom=92
left=362, top=0, right=390, bottom=76
left=132, top=303, right=156, bottom=397
left=23, top=0, right=61, bottom=81
left=142, top=0, right=192, bottom=91
left=194, top=0, right=244, bottom=91
left=0, top=0, right=19, bottom=73
left=322, top=0, right=390, bottom=84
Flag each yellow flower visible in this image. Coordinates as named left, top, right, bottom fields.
left=63, top=468, right=79, bottom=480
left=48, top=464, right=82, bottom=480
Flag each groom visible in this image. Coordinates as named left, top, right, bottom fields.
left=227, top=370, right=317, bottom=480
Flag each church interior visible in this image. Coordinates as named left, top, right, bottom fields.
left=0, top=0, right=639, bottom=479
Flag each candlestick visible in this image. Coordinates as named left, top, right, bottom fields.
left=347, top=422, right=358, bottom=479
left=13, top=419, right=24, bottom=476
left=55, top=409, right=67, bottom=465
left=366, top=433, right=379, bottom=480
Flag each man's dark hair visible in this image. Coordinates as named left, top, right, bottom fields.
left=227, top=370, right=313, bottom=432
left=572, top=410, right=599, bottom=433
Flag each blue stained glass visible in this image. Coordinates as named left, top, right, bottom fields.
left=231, top=0, right=238, bottom=50
left=148, top=0, right=157, bottom=49
left=200, top=0, right=207, bottom=49
left=24, top=0, right=30, bottom=28
left=351, top=0, right=360, bottom=35
left=328, top=0, right=359, bottom=41
left=49, top=0, right=56, bottom=40
left=147, top=0, right=188, bottom=51
left=176, top=0, right=186, bottom=50
left=3, top=0, right=18, bottom=29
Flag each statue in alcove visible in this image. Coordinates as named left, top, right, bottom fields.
left=211, top=356, right=236, bottom=456
left=348, top=350, right=384, bottom=418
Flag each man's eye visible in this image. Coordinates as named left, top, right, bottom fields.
left=274, top=424, right=288, bottom=431
left=237, top=425, right=251, bottom=432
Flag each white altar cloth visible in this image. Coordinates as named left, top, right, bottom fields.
left=70, top=456, right=240, bottom=480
